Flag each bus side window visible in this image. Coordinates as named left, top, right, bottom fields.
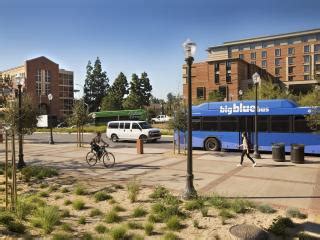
left=271, top=116, right=290, bottom=132
left=258, top=116, right=269, bottom=132
left=202, top=117, right=219, bottom=131
left=192, top=117, right=201, bottom=131
left=294, top=116, right=312, bottom=132
left=220, top=116, right=238, bottom=132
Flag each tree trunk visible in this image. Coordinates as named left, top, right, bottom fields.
left=178, top=130, right=181, bottom=154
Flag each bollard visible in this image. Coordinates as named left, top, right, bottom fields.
left=137, top=139, right=144, bottom=154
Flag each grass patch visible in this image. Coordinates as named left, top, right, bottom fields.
left=89, top=208, right=103, bottom=217
left=131, top=233, right=144, bottom=240
left=193, top=219, right=200, bottom=228
left=151, top=201, right=184, bottom=223
left=219, top=209, right=234, bottom=224
left=127, top=177, right=140, bottom=203
left=166, top=215, right=182, bottom=231
left=52, top=232, right=72, bottom=240
left=94, top=191, right=112, bottom=202
left=149, top=185, right=170, bottom=199
left=257, top=204, right=277, bottom=214
left=40, top=183, right=49, bottom=188
left=132, top=206, right=148, bottom=217
left=61, top=223, right=73, bottom=232
left=61, top=187, right=69, bottom=193
left=15, top=197, right=37, bottom=221
left=230, top=199, right=254, bottom=214
left=48, top=184, right=60, bottom=192
left=268, top=216, right=294, bottom=236
left=31, top=205, right=61, bottom=234
left=74, top=184, right=88, bottom=195
left=109, top=225, right=128, bottom=240
left=200, top=206, right=209, bottom=217
left=72, top=199, right=86, bottom=210
left=105, top=210, right=122, bottom=223
left=127, top=221, right=143, bottom=229
left=286, top=208, right=307, bottom=219
left=38, top=191, right=49, bottom=198
left=112, top=204, right=125, bottom=212
left=95, top=224, right=108, bottom=233
left=64, top=199, right=72, bottom=206
left=144, top=222, right=154, bottom=236
left=78, top=216, right=86, bottom=224
left=184, top=198, right=204, bottom=211
left=60, top=209, right=70, bottom=218
left=163, top=232, right=179, bottom=240
left=55, top=195, right=63, bottom=200
left=6, top=221, right=26, bottom=233
left=208, top=194, right=230, bottom=209
left=0, top=211, right=14, bottom=224
left=21, top=165, right=58, bottom=181
left=81, top=232, right=94, bottom=240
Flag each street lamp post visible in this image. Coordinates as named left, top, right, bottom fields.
left=238, top=89, right=243, bottom=100
left=16, top=76, right=26, bottom=169
left=252, top=72, right=261, bottom=159
left=48, top=93, right=54, bottom=144
left=182, top=39, right=197, bottom=199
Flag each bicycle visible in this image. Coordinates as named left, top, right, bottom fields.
left=86, top=145, right=115, bottom=168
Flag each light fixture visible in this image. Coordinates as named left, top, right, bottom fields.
left=183, top=39, right=197, bottom=58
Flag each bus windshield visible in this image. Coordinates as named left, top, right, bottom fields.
left=139, top=122, right=151, bottom=129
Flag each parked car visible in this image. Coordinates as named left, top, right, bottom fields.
left=56, top=122, right=68, bottom=128
left=151, top=115, right=172, bottom=124
left=106, top=121, right=161, bottom=143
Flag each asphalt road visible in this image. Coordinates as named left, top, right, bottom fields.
left=24, top=132, right=173, bottom=149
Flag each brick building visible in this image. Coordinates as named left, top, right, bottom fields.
left=183, top=28, right=320, bottom=102
left=0, top=56, right=74, bottom=120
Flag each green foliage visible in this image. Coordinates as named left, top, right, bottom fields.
left=21, top=165, right=58, bottom=181
left=78, top=216, right=86, bottom=224
left=151, top=201, right=183, bottom=223
left=0, top=211, right=14, bottom=224
left=144, top=222, right=154, bottom=236
left=81, top=232, right=94, bottom=240
left=6, top=221, right=26, bottom=234
left=67, top=99, right=90, bottom=130
left=109, top=225, right=128, bottom=240
left=72, top=199, right=86, bottom=210
left=208, top=194, right=230, bottom=209
left=74, top=184, right=88, bottom=195
left=200, top=206, right=209, bottom=217
left=208, top=90, right=224, bottom=102
left=89, top=208, right=103, bottom=217
left=163, top=232, right=179, bottom=240
left=168, top=106, right=187, bottom=132
left=64, top=199, right=72, bottom=206
left=112, top=204, right=125, bottom=212
left=286, top=208, right=307, bottom=219
left=84, top=58, right=110, bottom=112
left=4, top=94, right=40, bottom=135
left=15, top=197, right=37, bottom=221
left=48, top=184, right=60, bottom=192
left=60, top=223, right=73, bottom=232
left=38, top=191, right=49, bottom=198
left=60, top=209, right=70, bottom=218
left=230, top=199, right=255, bottom=213
left=54, top=195, right=62, bottom=200
left=127, top=221, right=143, bottom=229
left=219, top=209, right=234, bottom=224
left=149, top=185, right=170, bottom=199
left=184, top=198, right=204, bottom=211
left=127, top=177, right=140, bottom=203
left=94, top=191, right=112, bottom=202
left=132, top=206, right=148, bottom=217
left=95, top=224, right=108, bottom=233
left=193, top=219, right=200, bottom=228
left=52, top=232, right=72, bottom=240
left=166, top=215, right=182, bottom=231
left=257, top=204, right=276, bottom=214
left=105, top=210, right=122, bottom=223
left=31, top=205, right=61, bottom=234
left=268, top=216, right=294, bottom=236
left=61, top=187, right=69, bottom=193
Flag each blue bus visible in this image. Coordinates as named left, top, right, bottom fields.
left=178, top=99, right=320, bottom=154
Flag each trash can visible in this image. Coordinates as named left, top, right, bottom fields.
left=291, top=144, right=304, bottom=164
left=272, top=143, right=285, bottom=162
left=136, top=139, right=144, bottom=154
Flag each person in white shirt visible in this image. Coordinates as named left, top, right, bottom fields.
left=238, top=132, right=256, bottom=167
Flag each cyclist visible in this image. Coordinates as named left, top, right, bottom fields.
left=90, top=132, right=109, bottom=158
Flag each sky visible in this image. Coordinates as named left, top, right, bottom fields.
left=0, top=0, right=320, bottom=99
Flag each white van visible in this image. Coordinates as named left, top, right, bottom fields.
left=106, top=121, right=161, bottom=143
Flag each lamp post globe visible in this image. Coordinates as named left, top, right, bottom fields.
left=238, top=89, right=243, bottom=100
left=252, top=72, right=261, bottom=159
left=182, top=38, right=197, bottom=199
left=48, top=93, right=54, bottom=144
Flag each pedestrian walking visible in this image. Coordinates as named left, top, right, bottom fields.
left=238, top=132, right=256, bottom=167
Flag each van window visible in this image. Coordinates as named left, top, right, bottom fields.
left=108, top=122, right=118, bottom=129
left=140, top=121, right=151, bottom=129
left=119, top=122, right=124, bottom=129
left=125, top=123, right=130, bottom=129
left=132, top=123, right=141, bottom=129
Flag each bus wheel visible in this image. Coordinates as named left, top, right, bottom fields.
left=205, top=138, right=220, bottom=151
left=111, top=134, right=118, bottom=142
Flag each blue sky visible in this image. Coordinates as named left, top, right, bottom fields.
left=0, top=0, right=320, bottom=99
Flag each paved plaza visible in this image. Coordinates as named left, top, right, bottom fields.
left=4, top=142, right=320, bottom=213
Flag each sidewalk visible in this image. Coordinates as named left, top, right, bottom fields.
left=7, top=143, right=320, bottom=213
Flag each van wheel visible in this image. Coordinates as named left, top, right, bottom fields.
left=111, top=134, right=118, bottom=142
left=204, top=138, right=220, bottom=151
left=139, top=135, right=148, bottom=143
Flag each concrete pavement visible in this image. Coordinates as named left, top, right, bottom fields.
left=4, top=142, right=320, bottom=213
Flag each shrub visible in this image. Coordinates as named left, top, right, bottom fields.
left=268, top=216, right=294, bottom=236
left=109, top=225, right=127, bottom=240
left=78, top=216, right=86, bottom=224
left=89, top=208, right=102, bottom=217
left=109, top=199, right=117, bottom=204
left=38, top=191, right=49, bottom=198
left=127, top=177, right=140, bottom=203
left=144, top=222, right=154, bottom=236
left=127, top=221, right=143, bottom=229
left=163, top=194, right=181, bottom=206
left=15, top=197, right=36, bottom=221
left=60, top=209, right=70, bottom=218
left=166, top=216, right=182, bottom=231
left=31, top=205, right=61, bottom=234
left=230, top=199, right=254, bottom=214
left=257, top=204, right=276, bottom=214
left=64, top=199, right=72, bottom=206
left=74, top=185, right=88, bottom=195
left=286, top=208, right=307, bottom=219
left=95, top=224, right=108, bottom=233
left=105, top=210, right=122, bottom=223
left=193, top=219, right=200, bottom=228
left=131, top=234, right=144, bottom=240
left=48, top=185, right=60, bottom=192
left=81, top=232, right=93, bottom=240
left=21, top=165, right=58, bottom=181
left=55, top=195, right=62, bottom=200
left=72, top=199, right=85, bottom=210
left=52, top=232, right=72, bottom=240
left=112, top=204, right=125, bottom=212
left=184, top=198, right=204, bottom=211
left=25, top=195, right=45, bottom=207
left=6, top=221, right=26, bottom=233
left=163, top=232, right=179, bottom=240
left=219, top=209, right=234, bottom=224
left=208, top=194, right=230, bottom=209
left=132, top=206, right=148, bottom=217
left=61, top=223, right=73, bottom=232
left=94, top=191, right=112, bottom=202
left=0, top=211, right=14, bottom=224
left=149, top=185, right=170, bottom=199
left=40, top=183, right=49, bottom=189
left=200, top=206, right=209, bottom=217
left=61, top=187, right=69, bottom=193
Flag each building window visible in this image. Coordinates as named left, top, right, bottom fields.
left=239, top=54, right=244, bottom=59
left=316, top=64, right=320, bottom=72
left=250, top=61, right=256, bottom=65
left=262, top=60, right=267, bottom=68
left=304, top=45, right=310, bottom=53
left=274, top=77, right=280, bottom=82
left=196, top=87, right=205, bottom=99
left=275, top=58, right=281, bottom=66
left=288, top=76, right=294, bottom=81
left=261, top=51, right=267, bottom=58
left=288, top=47, right=295, bottom=55
left=315, top=44, right=320, bottom=52
left=304, top=75, right=310, bottom=80
left=275, top=48, right=281, bottom=57
left=304, top=65, right=310, bottom=73
left=226, top=61, right=231, bottom=70
left=262, top=42, right=267, bottom=48
left=288, top=57, right=294, bottom=65
left=275, top=67, right=281, bottom=75
left=315, top=54, right=320, bottom=63
left=304, top=55, right=310, bottom=64
left=215, top=74, right=219, bottom=84
left=251, top=52, right=256, bottom=60
left=288, top=66, right=294, bottom=74
left=226, top=73, right=231, bottom=83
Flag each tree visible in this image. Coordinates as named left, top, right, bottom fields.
left=83, top=57, right=109, bottom=112
left=299, top=87, right=320, bottom=130
left=101, top=72, right=128, bottom=111
left=4, top=95, right=39, bottom=135
left=140, top=72, right=152, bottom=106
left=208, top=90, right=224, bottom=102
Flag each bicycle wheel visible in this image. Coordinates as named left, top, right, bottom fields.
left=86, top=151, right=97, bottom=166
left=102, top=152, right=115, bottom=168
